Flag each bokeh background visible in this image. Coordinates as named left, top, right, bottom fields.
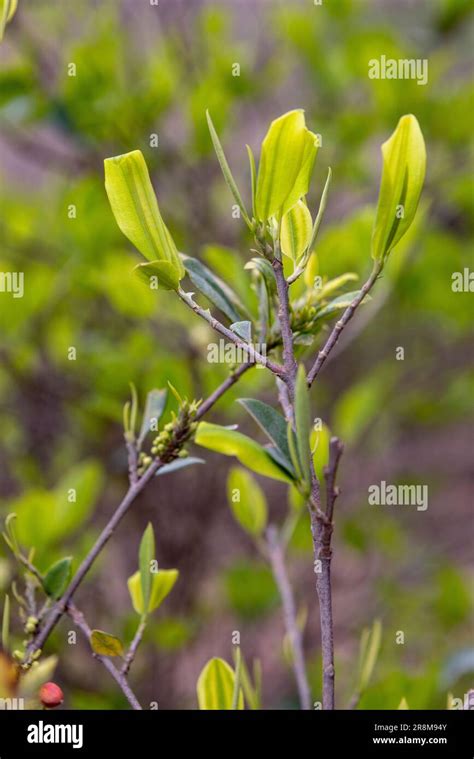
left=0, top=0, right=472, bottom=709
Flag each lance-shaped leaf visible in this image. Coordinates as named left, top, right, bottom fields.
left=156, top=457, right=205, bottom=477
left=43, top=557, right=73, bottom=600
left=311, top=422, right=330, bottom=481
left=90, top=630, right=124, bottom=658
left=133, top=260, right=181, bottom=291
left=315, top=290, right=371, bottom=322
left=104, top=150, right=184, bottom=279
left=128, top=569, right=179, bottom=615
left=139, top=523, right=155, bottom=614
left=181, top=255, right=251, bottom=323
left=371, top=115, right=426, bottom=262
left=255, top=110, right=319, bottom=222
left=238, top=398, right=292, bottom=467
left=227, top=467, right=268, bottom=536
left=2, top=595, right=10, bottom=651
left=206, top=111, right=250, bottom=225
left=195, top=422, right=294, bottom=483
left=230, top=321, right=252, bottom=342
left=0, top=0, right=17, bottom=41
left=294, top=365, right=312, bottom=491
left=197, top=657, right=243, bottom=710
left=138, top=389, right=167, bottom=447
left=357, top=619, right=382, bottom=694
left=280, top=200, right=312, bottom=262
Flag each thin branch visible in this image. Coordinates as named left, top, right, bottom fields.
left=121, top=616, right=147, bottom=676
left=177, top=288, right=285, bottom=378
left=67, top=602, right=142, bottom=711
left=266, top=526, right=311, bottom=710
left=308, top=437, right=343, bottom=710
left=307, top=261, right=383, bottom=386
left=272, top=258, right=297, bottom=400
left=196, top=362, right=252, bottom=420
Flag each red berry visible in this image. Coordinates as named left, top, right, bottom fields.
left=39, top=681, right=64, bottom=708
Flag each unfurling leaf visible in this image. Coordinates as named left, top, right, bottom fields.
left=227, top=467, right=267, bottom=536
left=127, top=569, right=179, bottom=615
left=43, top=557, right=73, bottom=599
left=294, top=365, right=312, bottom=492
left=139, top=523, right=155, bottom=614
left=255, top=110, right=319, bottom=222
left=372, top=115, right=426, bottom=262
left=206, top=111, right=250, bottom=225
left=90, top=630, right=124, bottom=658
left=194, top=422, right=294, bottom=483
left=280, top=200, right=312, bottom=261
left=104, top=150, right=184, bottom=279
left=197, top=657, right=243, bottom=710
left=181, top=255, right=250, bottom=323
left=138, top=389, right=167, bottom=447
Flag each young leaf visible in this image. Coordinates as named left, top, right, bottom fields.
left=227, top=467, right=268, bottom=536
left=306, top=166, right=332, bottom=256
left=138, top=389, right=167, bottom=447
left=181, top=255, right=251, bottom=323
left=0, top=0, right=17, bottom=41
left=358, top=619, right=382, bottom=694
left=133, top=260, right=180, bottom=291
left=2, top=595, right=10, bottom=651
left=255, top=110, right=319, bottom=222
left=206, top=111, right=250, bottom=225
left=156, top=457, right=205, bottom=477
left=230, top=321, right=252, bottom=343
left=127, top=569, right=179, bottom=615
left=287, top=422, right=303, bottom=482
left=244, top=258, right=277, bottom=296
left=280, top=200, right=313, bottom=262
left=197, top=657, right=243, bottom=710
left=90, top=630, right=124, bottom=658
left=315, top=290, right=371, bottom=321
left=294, top=365, right=312, bottom=491
left=43, top=557, right=73, bottom=599
left=246, top=144, right=257, bottom=217
left=139, top=523, right=155, bottom=615
left=372, top=115, right=426, bottom=262
left=238, top=398, right=292, bottom=466
left=311, top=422, right=331, bottom=481
left=195, top=422, right=294, bottom=483
left=104, top=150, right=184, bottom=278
left=398, top=697, right=409, bottom=710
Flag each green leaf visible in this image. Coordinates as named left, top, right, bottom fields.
left=181, top=254, right=251, bottom=323
left=90, top=630, right=124, bottom=658
left=246, top=144, right=257, bottom=217
left=238, top=398, right=292, bottom=466
left=227, top=467, right=268, bottom=536
left=127, top=569, right=179, bottom=615
left=398, top=697, right=409, bottom=710
left=197, top=657, right=243, bottom=710
left=104, top=150, right=184, bottom=278
left=156, top=457, right=205, bottom=476
left=280, top=200, right=313, bottom=261
left=358, top=619, right=382, bottom=693
left=255, top=110, right=319, bottom=222
left=230, top=321, right=252, bottom=342
left=2, top=594, right=10, bottom=651
left=294, top=365, right=312, bottom=491
left=43, top=557, right=73, bottom=599
left=138, top=389, right=167, bottom=447
left=306, top=166, right=332, bottom=257
left=195, top=422, right=294, bottom=483
left=139, top=523, right=155, bottom=614
left=315, top=290, right=371, bottom=321
left=244, top=258, right=277, bottom=296
left=0, top=0, right=18, bottom=41
left=133, top=260, right=180, bottom=291
left=206, top=111, right=250, bottom=225
left=287, top=423, right=303, bottom=482
left=311, top=422, right=331, bottom=481
left=371, top=115, right=426, bottom=262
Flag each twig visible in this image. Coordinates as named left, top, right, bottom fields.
left=177, top=288, right=285, bottom=378
left=266, top=526, right=311, bottom=710
left=272, top=258, right=297, bottom=400
left=196, top=362, right=252, bottom=420
left=121, top=616, right=147, bottom=676
left=67, top=602, right=142, bottom=711
left=309, top=437, right=343, bottom=710
left=307, top=261, right=383, bottom=386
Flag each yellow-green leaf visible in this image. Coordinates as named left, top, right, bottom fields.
left=357, top=619, right=382, bottom=694
left=255, top=110, right=319, bottom=221
left=280, top=200, right=313, bottom=262
left=371, top=115, right=426, bottom=262
left=43, top=557, right=73, bottom=600
left=197, top=657, right=243, bottom=710
left=195, top=422, right=293, bottom=483
left=90, top=630, right=124, bottom=657
left=0, top=0, right=18, bottom=41
left=311, top=422, right=330, bottom=481
left=139, top=523, right=155, bottom=614
left=127, top=569, right=179, bottom=615
left=104, top=150, right=184, bottom=278
left=227, top=467, right=267, bottom=536
left=133, top=260, right=180, bottom=291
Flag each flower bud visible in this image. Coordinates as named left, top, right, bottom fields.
left=39, top=682, right=64, bottom=708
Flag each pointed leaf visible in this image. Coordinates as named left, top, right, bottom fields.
left=104, top=150, right=184, bottom=277
left=358, top=619, right=382, bottom=693
left=90, top=630, right=124, bottom=657
left=156, top=457, right=205, bottom=477
left=255, top=110, right=319, bottom=221
left=0, top=0, right=18, bottom=41
left=195, top=422, right=293, bottom=483
left=316, top=290, right=371, bottom=321
left=227, top=467, right=267, bottom=536
left=280, top=200, right=313, bottom=261
left=181, top=254, right=251, bottom=323
left=139, top=523, right=155, bottom=614
left=138, top=389, right=167, bottom=447
left=43, top=557, right=73, bottom=599
left=206, top=111, right=250, bottom=224
left=127, top=569, right=178, bottom=615
left=246, top=144, right=257, bottom=217
left=197, top=657, right=243, bottom=710
left=133, top=259, right=180, bottom=291
left=372, top=115, right=426, bottom=262
left=230, top=321, right=252, bottom=342
left=2, top=595, right=10, bottom=651
left=238, top=398, right=292, bottom=465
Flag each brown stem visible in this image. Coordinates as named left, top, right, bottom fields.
left=266, top=526, right=311, bottom=710
left=307, top=262, right=383, bottom=386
